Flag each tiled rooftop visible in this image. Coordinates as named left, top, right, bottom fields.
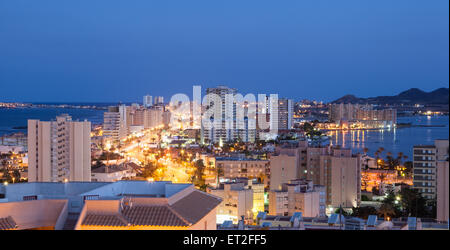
left=123, top=205, right=189, bottom=227
left=171, top=190, right=222, bottom=225
left=80, top=189, right=222, bottom=228
left=0, top=216, right=17, bottom=230
left=82, top=214, right=128, bottom=227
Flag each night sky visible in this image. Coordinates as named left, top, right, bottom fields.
left=0, top=0, right=448, bottom=103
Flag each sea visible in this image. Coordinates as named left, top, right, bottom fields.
left=0, top=106, right=448, bottom=159
left=327, top=115, right=449, bottom=159
left=0, top=107, right=105, bottom=136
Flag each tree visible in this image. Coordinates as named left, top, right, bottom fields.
left=399, top=187, right=428, bottom=217
left=192, top=159, right=206, bottom=188
left=215, top=164, right=224, bottom=186
left=374, top=150, right=380, bottom=169
left=397, top=152, right=404, bottom=166
left=352, top=206, right=377, bottom=219
left=386, top=152, right=396, bottom=170
left=142, top=162, right=158, bottom=179
left=334, top=207, right=351, bottom=216
left=378, top=203, right=395, bottom=220
left=363, top=148, right=369, bottom=155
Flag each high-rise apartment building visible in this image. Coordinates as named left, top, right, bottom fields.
left=413, top=139, right=449, bottom=205
left=103, top=106, right=127, bottom=142
left=202, top=86, right=238, bottom=143
left=153, top=96, right=164, bottom=105
left=270, top=98, right=293, bottom=131
left=27, top=114, right=91, bottom=182
left=143, top=95, right=153, bottom=108
left=413, top=144, right=438, bottom=200
left=131, top=106, right=164, bottom=129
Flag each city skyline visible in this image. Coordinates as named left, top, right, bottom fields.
left=0, top=0, right=448, bottom=234
left=0, top=0, right=448, bottom=103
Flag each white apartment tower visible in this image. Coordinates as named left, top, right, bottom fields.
left=27, top=114, right=91, bottom=182
left=103, top=106, right=127, bottom=141
left=202, top=86, right=237, bottom=144
left=143, top=95, right=153, bottom=108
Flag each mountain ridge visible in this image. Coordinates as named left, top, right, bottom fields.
left=331, top=87, right=449, bottom=105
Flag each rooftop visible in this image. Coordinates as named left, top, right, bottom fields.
left=81, top=189, right=222, bottom=228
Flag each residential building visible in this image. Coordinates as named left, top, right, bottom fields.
left=435, top=139, right=449, bottom=222
left=202, top=86, right=238, bottom=144
left=329, top=103, right=396, bottom=128
left=207, top=181, right=253, bottom=224
left=270, top=142, right=361, bottom=209
left=143, top=95, right=153, bottom=108
left=132, top=107, right=164, bottom=129
left=269, top=179, right=326, bottom=218
left=412, top=139, right=448, bottom=200
left=215, top=157, right=269, bottom=187
left=103, top=106, right=127, bottom=142
left=436, top=160, right=449, bottom=222
left=91, top=164, right=136, bottom=182
left=153, top=96, right=164, bottom=105
left=27, top=114, right=91, bottom=182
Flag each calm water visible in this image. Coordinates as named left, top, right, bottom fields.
left=0, top=107, right=105, bottom=136
left=328, top=115, right=449, bottom=159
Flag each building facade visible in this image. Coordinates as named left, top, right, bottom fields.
left=143, top=95, right=153, bottom=108
left=269, top=142, right=361, bottom=209
left=269, top=179, right=326, bottom=218
left=103, top=106, right=127, bottom=142
left=27, top=114, right=91, bottom=182
left=208, top=181, right=253, bottom=224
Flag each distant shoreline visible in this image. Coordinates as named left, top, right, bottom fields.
left=0, top=104, right=108, bottom=110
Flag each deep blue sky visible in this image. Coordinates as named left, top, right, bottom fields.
left=0, top=0, right=448, bottom=103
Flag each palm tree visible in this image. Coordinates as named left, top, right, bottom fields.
left=374, top=150, right=380, bottom=169
left=363, top=147, right=369, bottom=155
left=397, top=152, right=404, bottom=166
left=378, top=147, right=385, bottom=159
left=216, top=165, right=223, bottom=186
left=386, top=152, right=394, bottom=170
